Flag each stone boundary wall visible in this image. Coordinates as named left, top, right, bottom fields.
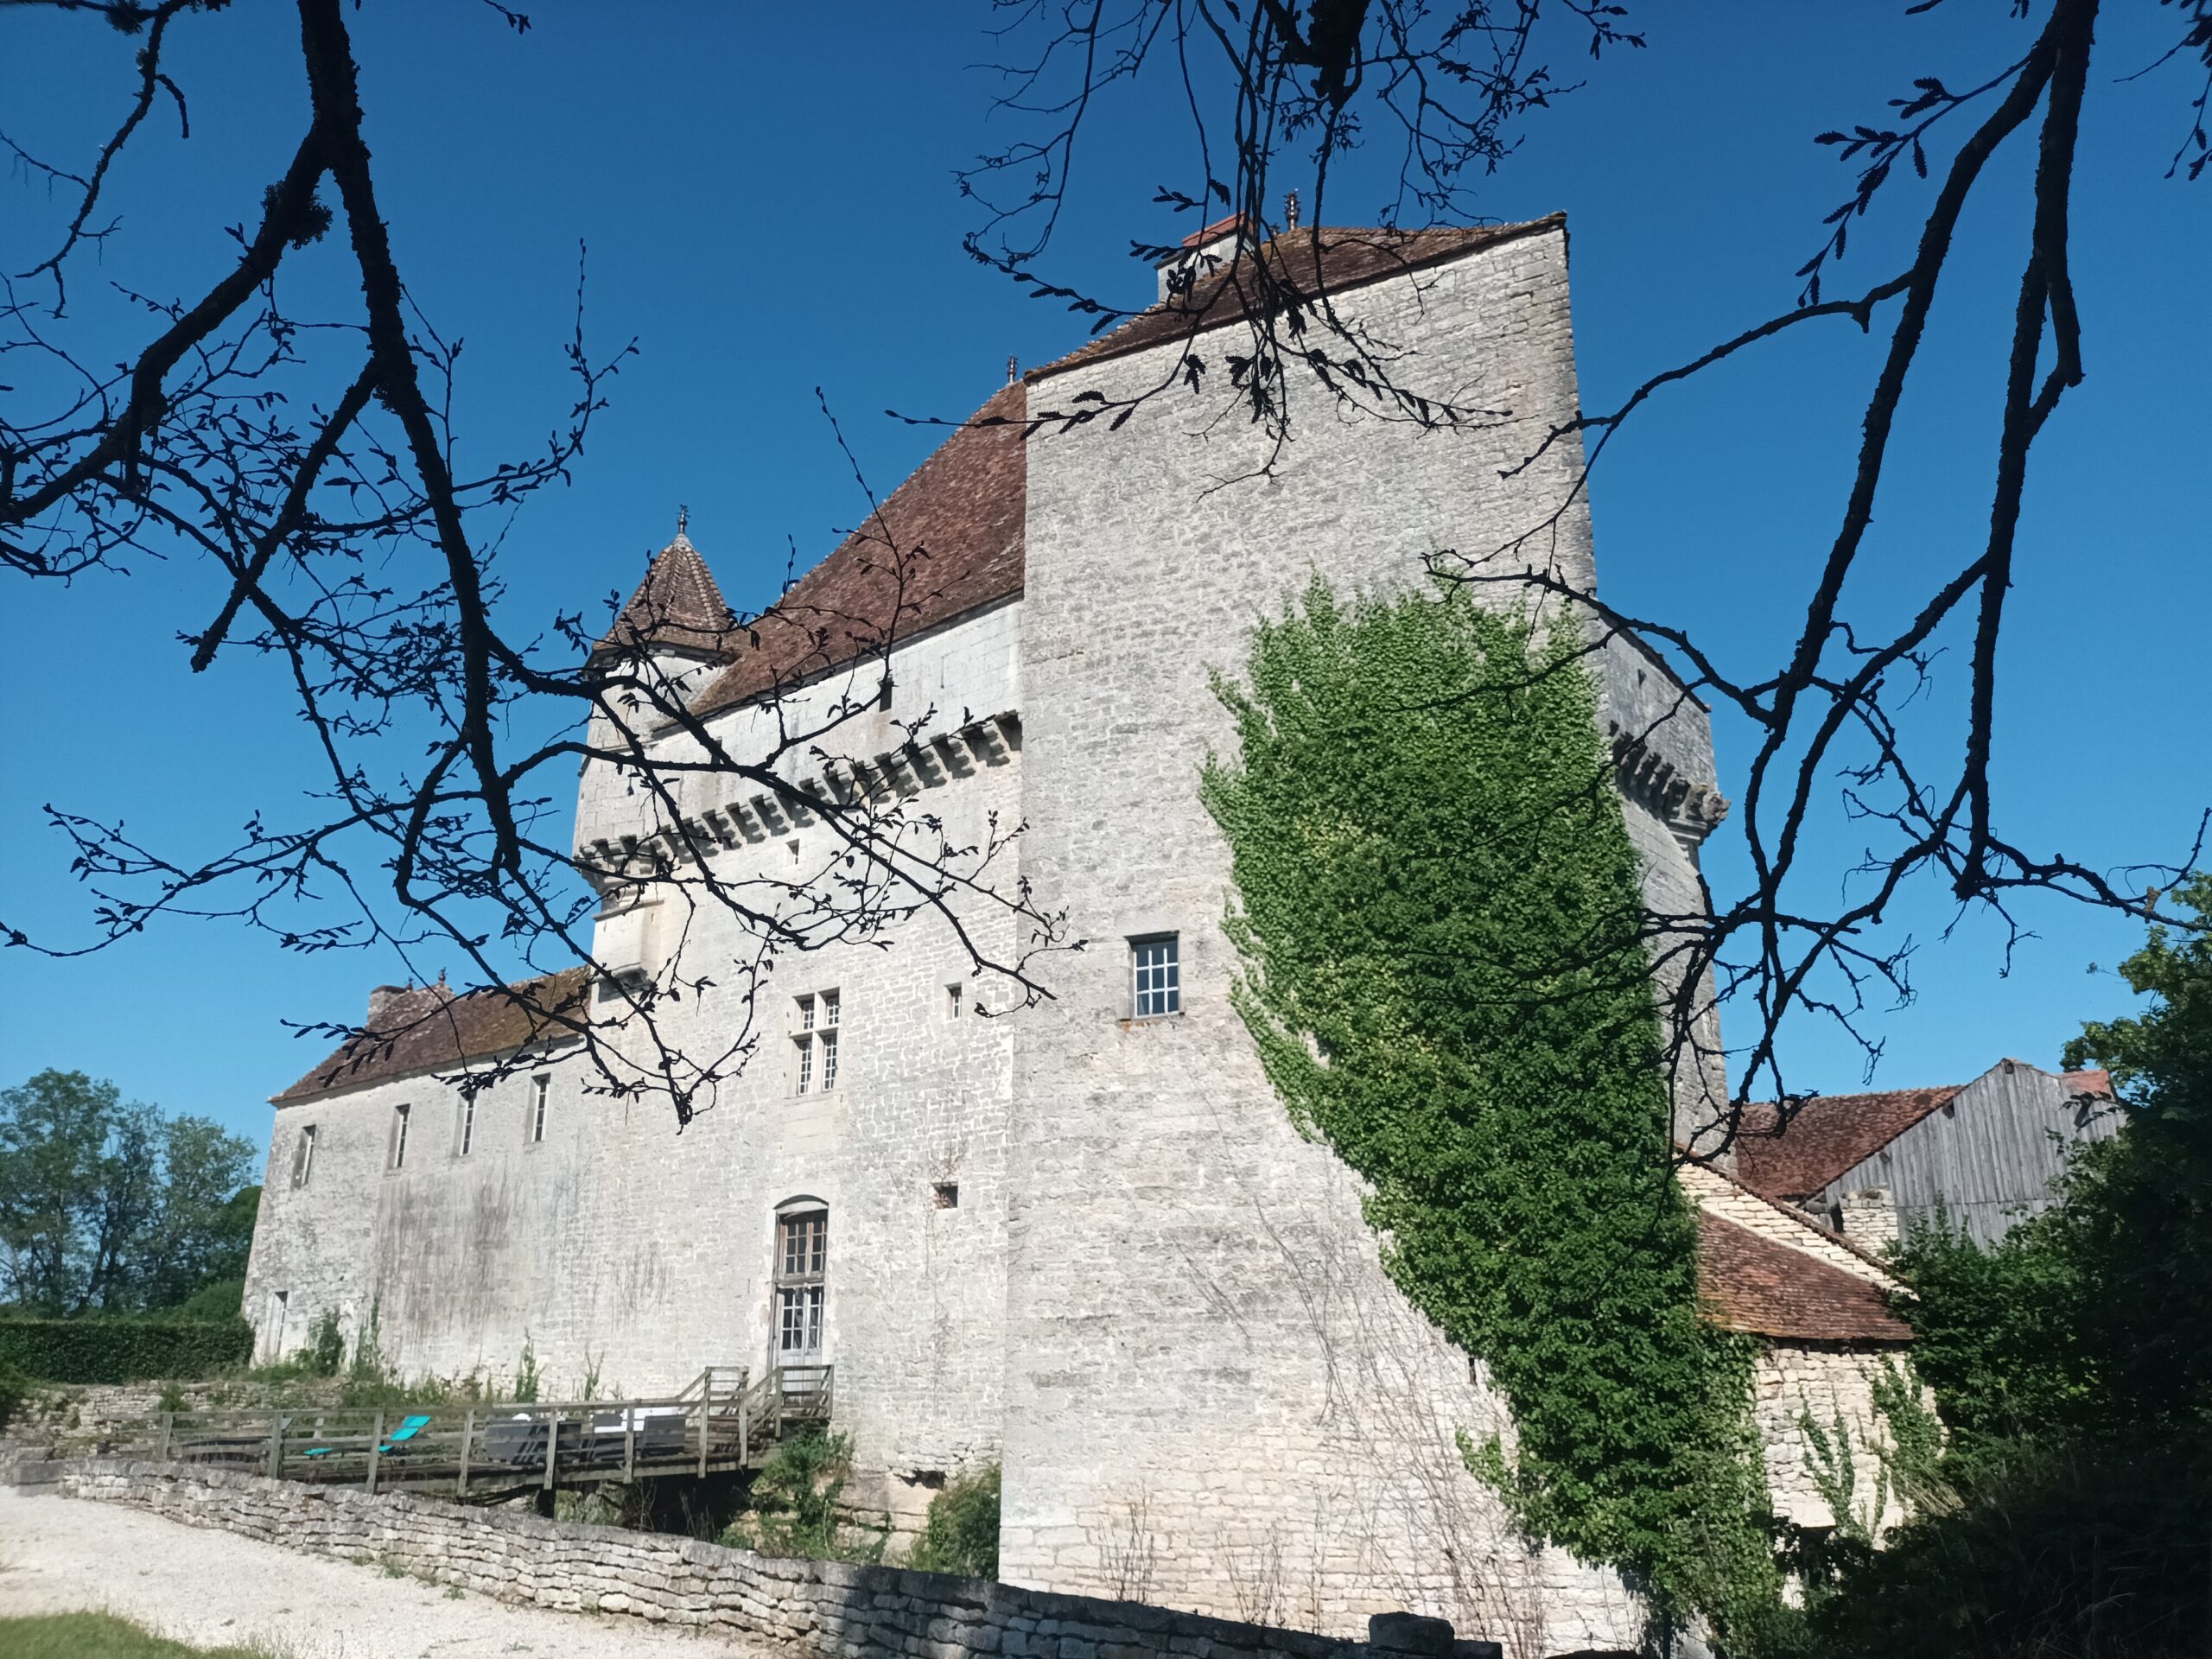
left=51, top=1461, right=1503, bottom=1659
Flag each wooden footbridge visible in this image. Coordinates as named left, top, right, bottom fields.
left=150, top=1364, right=830, bottom=1505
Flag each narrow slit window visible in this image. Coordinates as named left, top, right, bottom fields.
left=946, top=982, right=963, bottom=1020
left=531, top=1074, right=550, bottom=1144
left=1132, top=934, right=1181, bottom=1018
left=459, top=1096, right=475, bottom=1157
left=390, top=1103, right=410, bottom=1171
left=290, top=1125, right=316, bottom=1189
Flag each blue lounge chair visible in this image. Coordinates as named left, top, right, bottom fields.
left=379, top=1414, right=432, bottom=1453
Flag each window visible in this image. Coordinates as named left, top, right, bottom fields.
left=774, top=1209, right=827, bottom=1362
left=289, top=1125, right=316, bottom=1189
left=793, top=990, right=841, bottom=1093
left=458, top=1095, right=476, bottom=1157
left=1132, top=934, right=1181, bottom=1018
left=390, top=1103, right=410, bottom=1171
left=946, top=982, right=963, bottom=1020
left=531, top=1075, right=550, bottom=1144
left=933, top=1181, right=959, bottom=1210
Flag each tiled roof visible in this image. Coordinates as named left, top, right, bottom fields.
left=678, top=220, right=1560, bottom=721
left=1697, top=1212, right=1912, bottom=1344
left=596, top=531, right=741, bottom=660
left=272, top=969, right=589, bottom=1104
left=2061, top=1067, right=2113, bottom=1100
left=1027, top=215, right=1565, bottom=384
left=689, top=382, right=1027, bottom=720
left=1732, top=1085, right=1966, bottom=1202
left=1733, top=1065, right=2120, bottom=1203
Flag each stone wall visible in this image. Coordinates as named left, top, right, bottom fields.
left=1751, top=1343, right=1915, bottom=1535
left=50, top=1459, right=1502, bottom=1659
left=245, top=599, right=1029, bottom=1531
left=1003, top=219, right=1650, bottom=1655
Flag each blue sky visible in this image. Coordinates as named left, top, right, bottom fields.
left=2, top=3, right=2205, bottom=1154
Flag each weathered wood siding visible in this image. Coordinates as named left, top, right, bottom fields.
left=1821, top=1061, right=2120, bottom=1246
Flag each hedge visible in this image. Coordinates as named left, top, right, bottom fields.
left=0, top=1318, right=252, bottom=1383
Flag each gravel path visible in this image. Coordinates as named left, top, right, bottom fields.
left=0, top=1488, right=767, bottom=1657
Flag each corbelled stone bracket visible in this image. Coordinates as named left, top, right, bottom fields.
left=1607, top=718, right=1730, bottom=853
left=579, top=710, right=1023, bottom=891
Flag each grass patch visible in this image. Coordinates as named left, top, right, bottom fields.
left=0, top=1611, right=264, bottom=1657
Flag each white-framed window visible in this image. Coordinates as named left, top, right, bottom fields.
left=390, top=1103, right=411, bottom=1171
left=458, top=1095, right=476, bottom=1157
left=530, top=1074, right=550, bottom=1144
left=793, top=990, right=841, bottom=1094
left=1132, top=934, right=1181, bottom=1018
left=775, top=1208, right=827, bottom=1361
left=290, top=1125, right=317, bottom=1189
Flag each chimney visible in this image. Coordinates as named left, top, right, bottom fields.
left=366, top=984, right=410, bottom=1027
left=1157, top=212, right=1255, bottom=303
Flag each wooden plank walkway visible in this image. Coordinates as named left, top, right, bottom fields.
left=153, top=1364, right=831, bottom=1504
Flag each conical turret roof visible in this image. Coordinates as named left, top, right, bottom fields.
left=595, top=528, right=740, bottom=659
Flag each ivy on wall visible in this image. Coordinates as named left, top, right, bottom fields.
left=1200, top=580, right=1784, bottom=1646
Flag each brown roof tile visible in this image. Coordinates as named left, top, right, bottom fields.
left=1027, top=214, right=1565, bottom=384
left=681, top=220, right=1557, bottom=721
left=1697, top=1212, right=1912, bottom=1344
left=596, top=531, right=741, bottom=660
left=2062, top=1067, right=2113, bottom=1100
left=272, top=968, right=589, bottom=1104
left=1733, top=1085, right=1966, bottom=1202
left=690, top=382, right=1027, bottom=719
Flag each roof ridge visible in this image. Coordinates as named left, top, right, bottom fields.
left=1026, top=214, right=1567, bottom=385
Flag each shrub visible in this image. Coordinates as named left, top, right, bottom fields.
left=906, top=1464, right=1001, bottom=1579
left=0, top=1317, right=251, bottom=1382
left=1811, top=1432, right=2211, bottom=1659
left=303, top=1307, right=345, bottom=1377
left=0, top=1357, right=29, bottom=1429
left=170, top=1278, right=244, bottom=1321
left=720, top=1427, right=887, bottom=1563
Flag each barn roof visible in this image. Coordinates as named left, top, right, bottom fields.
left=1733, top=1066, right=2117, bottom=1202
left=1697, top=1212, right=1912, bottom=1344
left=271, top=968, right=589, bottom=1104
left=1733, top=1085, right=1967, bottom=1203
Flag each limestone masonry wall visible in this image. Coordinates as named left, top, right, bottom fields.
left=1005, top=218, right=1645, bottom=1656
left=52, top=1460, right=1500, bottom=1659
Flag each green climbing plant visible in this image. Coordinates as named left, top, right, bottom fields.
left=1201, top=579, right=1786, bottom=1648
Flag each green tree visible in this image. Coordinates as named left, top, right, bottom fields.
left=0, top=1071, right=257, bottom=1315
left=1200, top=582, right=1783, bottom=1644
left=1816, top=880, right=2212, bottom=1656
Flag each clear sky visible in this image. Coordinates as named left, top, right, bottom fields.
left=3, top=3, right=2205, bottom=1155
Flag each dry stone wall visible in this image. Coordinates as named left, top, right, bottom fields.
left=50, top=1460, right=1503, bottom=1659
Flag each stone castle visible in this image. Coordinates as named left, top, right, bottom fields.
left=243, top=215, right=1912, bottom=1653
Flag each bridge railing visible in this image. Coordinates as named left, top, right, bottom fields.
left=147, top=1363, right=832, bottom=1499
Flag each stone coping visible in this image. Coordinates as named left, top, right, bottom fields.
left=45, top=1460, right=1508, bottom=1659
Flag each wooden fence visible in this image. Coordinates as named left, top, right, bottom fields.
left=152, top=1363, right=832, bottom=1503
